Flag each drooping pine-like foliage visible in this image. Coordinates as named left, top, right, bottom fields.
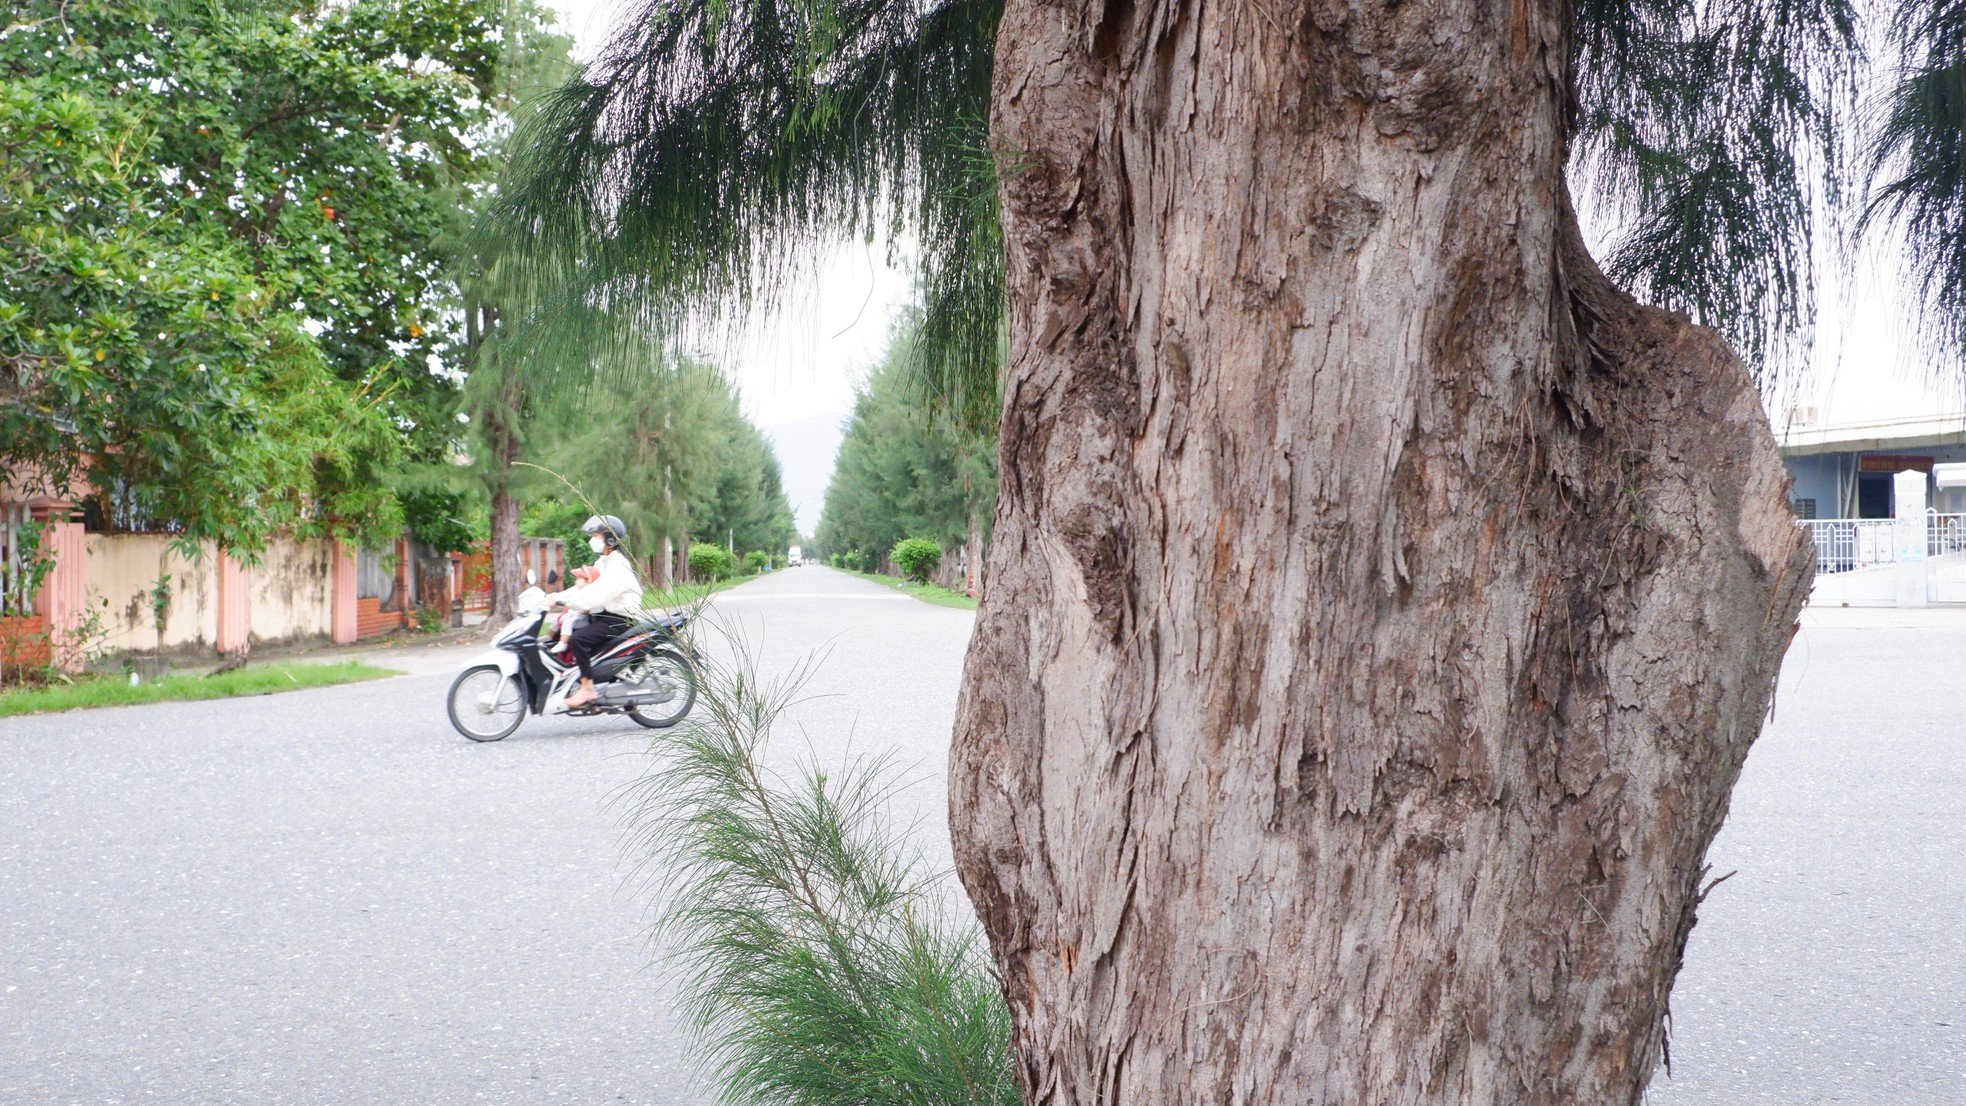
left=618, top=638, right=1017, bottom=1106
left=1869, top=0, right=1966, bottom=368
left=495, top=0, right=1966, bottom=419
left=1571, top=0, right=1861, bottom=383
left=492, top=0, right=1002, bottom=427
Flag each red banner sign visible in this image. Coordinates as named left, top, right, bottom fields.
left=1859, top=454, right=1935, bottom=473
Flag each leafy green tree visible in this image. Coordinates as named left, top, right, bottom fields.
left=0, top=71, right=401, bottom=549
left=398, top=488, right=479, bottom=555
left=451, top=3, right=583, bottom=619
left=690, top=412, right=797, bottom=561
left=1, top=0, right=543, bottom=551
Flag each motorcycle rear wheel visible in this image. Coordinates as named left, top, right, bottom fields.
left=448, top=665, right=526, bottom=742
left=628, top=649, right=697, bottom=729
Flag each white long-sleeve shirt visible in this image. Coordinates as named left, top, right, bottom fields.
left=558, top=550, right=642, bottom=615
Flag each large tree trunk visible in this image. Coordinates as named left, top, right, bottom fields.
left=485, top=389, right=523, bottom=626
left=469, top=301, right=525, bottom=629
left=486, top=474, right=521, bottom=626
left=950, top=2, right=1814, bottom=1103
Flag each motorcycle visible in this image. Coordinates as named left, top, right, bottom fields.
left=446, top=572, right=698, bottom=742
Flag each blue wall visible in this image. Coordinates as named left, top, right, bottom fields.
left=1784, top=454, right=1842, bottom=518
left=1785, top=444, right=1966, bottom=518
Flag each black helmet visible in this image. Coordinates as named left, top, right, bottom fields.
left=582, top=514, right=627, bottom=548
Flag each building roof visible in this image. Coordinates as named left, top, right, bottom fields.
left=1777, top=412, right=1966, bottom=457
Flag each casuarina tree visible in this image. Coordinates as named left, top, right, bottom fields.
left=953, top=3, right=1827, bottom=1100
left=497, top=0, right=1964, bottom=1101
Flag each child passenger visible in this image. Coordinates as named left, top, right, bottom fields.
left=553, top=564, right=600, bottom=656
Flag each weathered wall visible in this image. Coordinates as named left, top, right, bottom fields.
left=85, top=536, right=345, bottom=654
left=85, top=535, right=217, bottom=655
left=0, top=613, right=49, bottom=669
left=248, top=538, right=334, bottom=643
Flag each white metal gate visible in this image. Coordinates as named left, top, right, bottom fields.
left=1802, top=513, right=1966, bottom=605
left=1928, top=514, right=1966, bottom=604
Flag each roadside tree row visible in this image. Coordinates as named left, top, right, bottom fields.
left=812, top=326, right=995, bottom=589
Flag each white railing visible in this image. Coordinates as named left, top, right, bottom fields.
left=1803, top=514, right=1966, bottom=575
left=1933, top=513, right=1966, bottom=558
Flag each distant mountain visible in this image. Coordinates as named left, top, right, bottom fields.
left=763, top=411, right=848, bottom=537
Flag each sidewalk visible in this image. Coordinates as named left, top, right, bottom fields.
left=311, top=635, right=495, bottom=678
left=106, top=612, right=501, bottom=681
left=1798, top=602, right=1966, bottom=629
left=262, top=613, right=496, bottom=678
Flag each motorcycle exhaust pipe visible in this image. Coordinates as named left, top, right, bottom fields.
left=597, top=682, right=676, bottom=708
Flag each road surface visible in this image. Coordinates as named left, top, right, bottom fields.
left=1, top=568, right=1958, bottom=1102
left=0, top=567, right=969, bottom=1105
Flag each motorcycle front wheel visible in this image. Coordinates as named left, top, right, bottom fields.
left=448, top=665, right=526, bottom=742
left=628, top=648, right=698, bottom=729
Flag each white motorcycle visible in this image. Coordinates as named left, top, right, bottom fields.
left=445, top=572, right=697, bottom=742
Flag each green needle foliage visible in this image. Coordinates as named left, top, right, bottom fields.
left=490, top=0, right=1003, bottom=428
left=498, top=0, right=1966, bottom=413
left=521, top=355, right=797, bottom=566
left=619, top=638, right=1017, bottom=1106
left=1572, top=0, right=1861, bottom=385
left=1868, top=1, right=1966, bottom=366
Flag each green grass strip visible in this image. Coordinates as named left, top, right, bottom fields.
left=641, top=575, right=750, bottom=609
left=0, top=661, right=400, bottom=718
left=849, top=570, right=979, bottom=610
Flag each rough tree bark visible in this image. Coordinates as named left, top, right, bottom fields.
left=479, top=302, right=526, bottom=628
left=950, top=2, right=1813, bottom=1103
left=486, top=447, right=520, bottom=626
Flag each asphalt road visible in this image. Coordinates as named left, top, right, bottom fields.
left=1641, top=614, right=1966, bottom=1104
left=2, top=568, right=1959, bottom=1103
left=0, top=567, right=972, bottom=1105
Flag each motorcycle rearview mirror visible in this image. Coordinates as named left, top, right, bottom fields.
left=526, top=568, right=538, bottom=586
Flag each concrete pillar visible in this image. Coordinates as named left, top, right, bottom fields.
left=331, top=544, right=358, bottom=644
left=215, top=552, right=250, bottom=653
left=1894, top=469, right=1929, bottom=609
left=395, top=536, right=411, bottom=614
left=33, top=517, right=86, bottom=671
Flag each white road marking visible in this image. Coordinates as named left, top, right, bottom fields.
left=714, top=592, right=913, bottom=601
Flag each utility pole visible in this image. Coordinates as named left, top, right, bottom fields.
left=659, top=410, right=674, bottom=590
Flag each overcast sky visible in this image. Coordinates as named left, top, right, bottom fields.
left=540, top=0, right=1959, bottom=439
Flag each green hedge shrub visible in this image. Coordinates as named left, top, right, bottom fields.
left=742, top=550, right=770, bottom=575
left=890, top=538, right=942, bottom=585
left=688, top=542, right=737, bottom=581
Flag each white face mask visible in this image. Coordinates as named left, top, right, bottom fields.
left=588, top=535, right=607, bottom=555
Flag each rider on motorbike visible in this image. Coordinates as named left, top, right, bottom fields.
left=554, top=514, right=641, bottom=708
